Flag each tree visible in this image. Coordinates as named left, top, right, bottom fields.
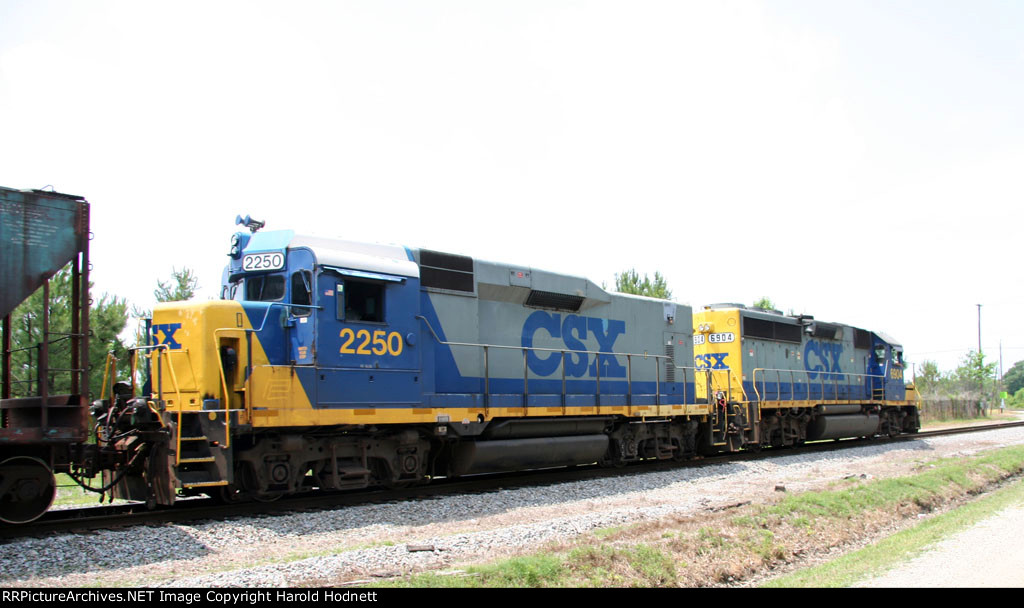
left=752, top=297, right=776, bottom=311
left=133, top=266, right=200, bottom=330
left=612, top=269, right=672, bottom=300
left=914, top=360, right=945, bottom=398
left=6, top=267, right=129, bottom=400
left=1001, top=359, right=1024, bottom=395
left=951, top=350, right=997, bottom=403
left=154, top=267, right=199, bottom=302
left=1009, top=388, right=1024, bottom=410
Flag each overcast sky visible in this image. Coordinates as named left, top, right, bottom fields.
left=1, top=1, right=1022, bottom=374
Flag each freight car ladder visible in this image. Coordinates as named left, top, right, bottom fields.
left=173, top=412, right=231, bottom=491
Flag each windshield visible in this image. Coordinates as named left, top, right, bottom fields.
left=244, top=274, right=286, bottom=301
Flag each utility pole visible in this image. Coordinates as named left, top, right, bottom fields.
left=1000, top=340, right=1005, bottom=412
left=977, top=304, right=984, bottom=415
left=977, top=304, right=982, bottom=355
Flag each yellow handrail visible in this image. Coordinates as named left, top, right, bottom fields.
left=212, top=327, right=249, bottom=450
left=129, top=349, right=138, bottom=397
left=145, top=344, right=187, bottom=464
left=99, top=352, right=117, bottom=401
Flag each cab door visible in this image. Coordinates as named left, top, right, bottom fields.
left=284, top=248, right=317, bottom=366
left=287, top=269, right=315, bottom=365
left=868, top=341, right=888, bottom=400
left=315, top=269, right=422, bottom=407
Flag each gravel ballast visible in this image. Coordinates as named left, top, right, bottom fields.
left=5, top=426, right=1024, bottom=588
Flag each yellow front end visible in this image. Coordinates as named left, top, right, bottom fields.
left=150, top=301, right=260, bottom=421
left=151, top=300, right=323, bottom=429
left=692, top=307, right=747, bottom=403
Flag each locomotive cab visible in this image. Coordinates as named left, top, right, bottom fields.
left=219, top=229, right=424, bottom=417
left=868, top=334, right=906, bottom=402
left=120, top=227, right=428, bottom=503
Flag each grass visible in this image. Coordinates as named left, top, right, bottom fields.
left=359, top=444, right=1024, bottom=588
left=764, top=475, right=1024, bottom=587
left=53, top=473, right=108, bottom=507
left=592, top=526, right=623, bottom=539
left=921, top=410, right=1020, bottom=429
left=375, top=544, right=680, bottom=588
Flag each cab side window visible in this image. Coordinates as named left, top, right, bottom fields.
left=337, top=280, right=384, bottom=323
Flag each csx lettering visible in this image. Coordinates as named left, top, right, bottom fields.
left=694, top=353, right=729, bottom=370
left=152, top=323, right=183, bottom=350
left=804, top=340, right=843, bottom=380
left=521, top=311, right=626, bottom=378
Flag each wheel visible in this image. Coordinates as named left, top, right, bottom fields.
left=0, top=457, right=57, bottom=524
left=210, top=485, right=242, bottom=504
left=247, top=491, right=280, bottom=501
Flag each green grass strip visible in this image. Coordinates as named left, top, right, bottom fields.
left=763, top=474, right=1024, bottom=587
left=376, top=553, right=567, bottom=588
left=380, top=445, right=1024, bottom=588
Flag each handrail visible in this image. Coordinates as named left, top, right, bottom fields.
left=100, top=352, right=117, bottom=401
left=213, top=327, right=250, bottom=449
left=669, top=364, right=702, bottom=407
left=416, top=315, right=673, bottom=411
left=751, top=367, right=886, bottom=402
left=133, top=344, right=187, bottom=462
left=676, top=363, right=748, bottom=405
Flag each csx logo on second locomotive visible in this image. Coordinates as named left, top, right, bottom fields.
left=804, top=339, right=844, bottom=380
left=694, top=353, right=729, bottom=370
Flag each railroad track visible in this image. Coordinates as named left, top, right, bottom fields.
left=4, top=419, right=1023, bottom=541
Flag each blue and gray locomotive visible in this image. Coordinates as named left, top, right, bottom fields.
left=0, top=203, right=920, bottom=521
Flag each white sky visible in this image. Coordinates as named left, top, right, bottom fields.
left=1, top=1, right=1022, bottom=375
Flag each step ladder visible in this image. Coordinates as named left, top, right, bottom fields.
left=174, top=412, right=231, bottom=490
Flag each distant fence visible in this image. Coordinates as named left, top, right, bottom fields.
left=920, top=398, right=989, bottom=422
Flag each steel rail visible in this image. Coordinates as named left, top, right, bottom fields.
left=6, top=419, right=1022, bottom=540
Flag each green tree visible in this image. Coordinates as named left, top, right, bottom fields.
left=1009, top=388, right=1024, bottom=410
left=612, top=269, right=672, bottom=300
left=1001, top=359, right=1024, bottom=395
left=951, top=350, right=997, bottom=401
left=154, top=267, right=199, bottom=302
left=752, top=297, right=776, bottom=311
left=133, top=266, right=200, bottom=330
left=914, top=360, right=945, bottom=398
left=6, top=266, right=129, bottom=400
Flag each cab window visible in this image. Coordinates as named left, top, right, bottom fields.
left=291, top=271, right=312, bottom=316
left=245, top=274, right=286, bottom=301
left=337, top=280, right=384, bottom=323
